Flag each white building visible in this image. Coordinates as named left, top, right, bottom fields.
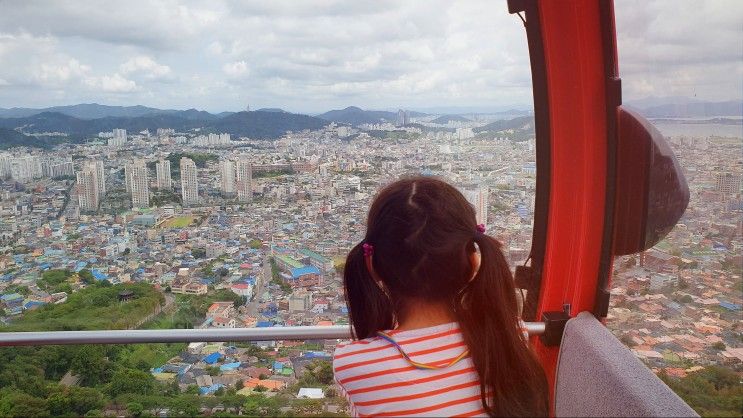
left=180, top=157, right=199, bottom=205
left=128, top=161, right=149, bottom=208
left=0, top=153, right=11, bottom=178
left=156, top=159, right=172, bottom=189
left=76, top=166, right=99, bottom=212
left=236, top=158, right=252, bottom=202
left=220, top=160, right=236, bottom=196
left=456, top=127, right=475, bottom=140
left=9, top=156, right=42, bottom=182
left=461, top=184, right=489, bottom=226
left=91, top=160, right=106, bottom=197
left=109, top=129, right=127, bottom=147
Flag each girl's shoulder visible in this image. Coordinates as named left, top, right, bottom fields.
left=333, top=335, right=388, bottom=358
left=333, top=322, right=463, bottom=361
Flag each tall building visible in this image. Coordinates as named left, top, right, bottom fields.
left=180, top=157, right=199, bottom=205
left=461, top=184, right=489, bottom=226
left=0, top=153, right=11, bottom=179
left=716, top=172, right=742, bottom=194
left=109, top=129, right=127, bottom=147
left=220, top=160, right=236, bottom=196
left=236, top=158, right=253, bottom=202
left=76, top=166, right=99, bottom=212
left=156, top=159, right=172, bottom=189
left=91, top=160, right=106, bottom=197
left=396, top=109, right=410, bottom=126
left=41, top=157, right=74, bottom=178
left=9, top=156, right=42, bottom=182
left=124, top=163, right=133, bottom=193
left=128, top=161, right=150, bottom=208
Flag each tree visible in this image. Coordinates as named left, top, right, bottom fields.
left=78, top=269, right=95, bottom=285
left=300, top=360, right=334, bottom=386
left=235, top=380, right=244, bottom=390
left=191, top=248, right=206, bottom=259
left=248, top=239, right=263, bottom=249
left=70, top=345, right=109, bottom=386
left=127, top=402, right=144, bottom=418
left=171, top=398, right=199, bottom=417
left=108, top=368, right=155, bottom=397
left=712, top=341, right=726, bottom=351
left=254, top=385, right=267, bottom=392
left=0, top=392, right=49, bottom=417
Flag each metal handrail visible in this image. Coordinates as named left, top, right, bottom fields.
left=0, top=322, right=546, bottom=346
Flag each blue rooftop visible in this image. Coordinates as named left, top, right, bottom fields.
left=219, top=362, right=241, bottom=371
left=290, top=265, right=321, bottom=279
left=91, top=269, right=108, bottom=280
left=202, top=352, right=223, bottom=364
left=719, top=301, right=741, bottom=311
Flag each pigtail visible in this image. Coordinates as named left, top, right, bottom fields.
left=456, top=234, right=549, bottom=417
left=343, top=242, right=395, bottom=339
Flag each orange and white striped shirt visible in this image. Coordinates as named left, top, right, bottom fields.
left=333, top=322, right=488, bottom=417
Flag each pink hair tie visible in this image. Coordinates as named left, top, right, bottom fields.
left=476, top=224, right=486, bottom=233
left=362, top=243, right=374, bottom=257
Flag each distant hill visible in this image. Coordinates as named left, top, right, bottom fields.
left=0, top=127, right=78, bottom=149
left=208, top=111, right=328, bottom=139
left=317, top=106, right=397, bottom=125
left=0, top=110, right=329, bottom=140
left=431, top=114, right=471, bottom=124
left=255, top=108, right=287, bottom=113
left=474, top=116, right=534, bottom=133
left=0, top=103, right=229, bottom=121
left=639, top=101, right=742, bottom=118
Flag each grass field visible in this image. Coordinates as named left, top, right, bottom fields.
left=161, top=216, right=195, bottom=228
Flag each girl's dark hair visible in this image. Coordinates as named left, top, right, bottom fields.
left=343, top=176, right=549, bottom=417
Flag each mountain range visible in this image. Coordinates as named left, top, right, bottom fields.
left=315, top=106, right=426, bottom=126
left=0, top=103, right=234, bottom=120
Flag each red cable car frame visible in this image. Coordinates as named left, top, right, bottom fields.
left=508, top=0, right=689, bottom=397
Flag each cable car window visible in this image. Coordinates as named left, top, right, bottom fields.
left=610, top=1, right=742, bottom=415
left=0, top=2, right=537, bottom=415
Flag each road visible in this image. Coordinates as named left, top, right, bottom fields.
left=244, top=255, right=270, bottom=317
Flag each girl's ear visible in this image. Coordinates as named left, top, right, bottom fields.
left=469, top=248, right=481, bottom=282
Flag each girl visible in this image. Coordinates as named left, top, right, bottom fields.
left=333, top=177, right=549, bottom=417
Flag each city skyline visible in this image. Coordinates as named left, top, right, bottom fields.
left=0, top=0, right=740, bottom=113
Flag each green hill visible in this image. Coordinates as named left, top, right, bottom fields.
left=1, top=282, right=163, bottom=331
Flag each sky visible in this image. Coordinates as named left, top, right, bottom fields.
left=0, top=0, right=740, bottom=114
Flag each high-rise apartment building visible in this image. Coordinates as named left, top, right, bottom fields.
left=461, top=184, right=489, bottom=226
left=128, top=161, right=150, bottom=208
left=236, top=158, right=253, bottom=202
left=92, top=160, right=106, bottom=197
left=156, top=159, right=172, bottom=189
left=0, top=153, right=11, bottom=179
left=715, top=172, right=742, bottom=194
left=108, top=129, right=127, bottom=147
left=220, top=160, right=236, bottom=196
left=76, top=166, right=99, bottom=212
left=9, top=156, right=42, bottom=182
left=180, top=157, right=199, bottom=205
left=41, top=157, right=74, bottom=178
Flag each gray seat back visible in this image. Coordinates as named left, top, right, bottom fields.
left=554, top=312, right=697, bottom=417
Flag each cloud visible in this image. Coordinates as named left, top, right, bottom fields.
left=120, top=56, right=171, bottom=79
left=0, top=1, right=739, bottom=112
left=84, top=73, right=138, bottom=93
left=37, top=58, right=91, bottom=84
left=615, top=0, right=743, bottom=101
left=222, top=61, right=249, bottom=78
